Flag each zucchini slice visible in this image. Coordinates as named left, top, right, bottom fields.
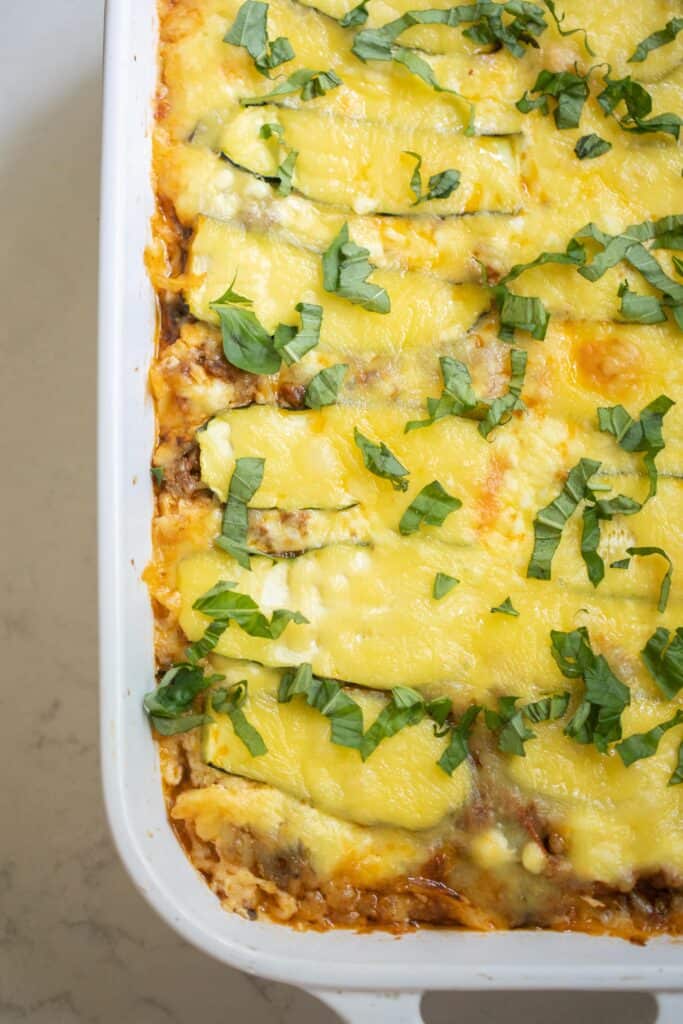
left=206, top=106, right=522, bottom=216
left=200, top=661, right=471, bottom=830
left=185, top=215, right=490, bottom=353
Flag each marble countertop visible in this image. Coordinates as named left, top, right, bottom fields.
left=0, top=2, right=660, bottom=1021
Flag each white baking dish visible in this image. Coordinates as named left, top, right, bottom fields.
left=98, top=2, right=683, bottom=1019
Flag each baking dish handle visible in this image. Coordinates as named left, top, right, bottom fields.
left=656, top=993, right=683, bottom=1023
left=309, top=989, right=424, bottom=1023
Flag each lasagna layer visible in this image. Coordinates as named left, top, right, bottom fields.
left=148, top=0, right=683, bottom=935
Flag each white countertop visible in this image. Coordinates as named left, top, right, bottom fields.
left=0, top=2, right=661, bottom=1021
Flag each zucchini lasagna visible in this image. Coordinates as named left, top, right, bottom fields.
left=146, top=0, right=683, bottom=936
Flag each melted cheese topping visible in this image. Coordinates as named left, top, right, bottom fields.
left=152, top=0, right=683, bottom=929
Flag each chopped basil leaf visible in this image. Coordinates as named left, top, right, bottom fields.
left=517, top=68, right=590, bottom=129
left=360, top=685, right=427, bottom=759
left=212, top=278, right=253, bottom=306
left=212, top=288, right=325, bottom=373
left=611, top=546, right=673, bottom=614
left=433, top=572, right=459, bottom=600
left=278, top=667, right=453, bottom=760
left=354, top=428, right=409, bottom=491
left=580, top=492, right=642, bottom=588
left=354, top=3, right=548, bottom=62
left=616, top=709, right=683, bottom=768
left=259, top=122, right=283, bottom=139
left=193, top=579, right=308, bottom=641
left=304, top=363, right=348, bottom=408
left=598, top=394, right=674, bottom=500
left=340, top=0, right=369, bottom=27
left=241, top=68, right=342, bottom=106
left=527, top=458, right=601, bottom=580
left=210, top=291, right=280, bottom=374
left=641, top=627, right=683, bottom=700
left=670, top=742, right=683, bottom=785
left=618, top=281, right=667, bottom=324
left=551, top=627, right=630, bottom=752
left=399, top=480, right=461, bottom=535
left=523, top=691, right=571, bottom=723
left=492, top=286, right=549, bottom=343
left=597, top=73, right=682, bottom=140
left=273, top=302, right=322, bottom=364
left=150, top=465, right=165, bottom=485
left=224, top=1, right=294, bottom=77
left=278, top=664, right=365, bottom=749
left=210, top=681, right=267, bottom=756
left=485, top=696, right=536, bottom=756
left=542, top=0, right=594, bottom=55
left=575, top=133, right=612, bottom=160
left=491, top=597, right=519, bottom=617
left=404, top=151, right=460, bottom=205
left=484, top=691, right=569, bottom=756
left=628, top=17, right=683, bottom=64
left=275, top=148, right=298, bottom=196
left=215, top=457, right=265, bottom=570
left=406, top=348, right=527, bottom=436
left=438, top=705, right=481, bottom=775
left=143, top=663, right=222, bottom=736
left=322, top=223, right=390, bottom=313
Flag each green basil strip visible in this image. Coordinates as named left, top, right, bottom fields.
left=641, top=627, right=683, bottom=700
left=574, top=134, right=612, bottom=160
left=616, top=709, right=683, bottom=768
left=399, top=480, right=461, bottom=535
left=275, top=148, right=298, bottom=196
left=523, top=691, right=571, bottom=723
left=527, top=458, right=601, bottom=580
left=485, top=697, right=536, bottom=756
left=542, top=0, right=594, bottom=54
left=210, top=291, right=281, bottom=375
left=354, top=427, right=409, bottom=491
left=484, top=691, right=570, bottom=756
left=340, top=0, right=369, bottom=27
left=224, top=0, right=295, bottom=77
left=143, top=663, right=223, bottom=736
left=215, top=457, right=265, bottom=570
left=493, top=286, right=550, bottom=343
left=490, top=597, right=519, bottom=617
left=610, top=546, right=673, bottom=613
left=241, top=68, right=342, bottom=106
left=438, top=705, right=481, bottom=775
left=517, top=68, right=590, bottom=129
left=618, top=282, right=667, bottom=324
left=151, top=465, right=165, bottom=485
left=628, top=17, right=683, bottom=64
left=580, top=492, right=642, bottom=589
left=597, top=74, right=682, bottom=140
left=360, top=685, right=427, bottom=759
left=598, top=394, right=674, bottom=500
left=669, top=741, right=683, bottom=785
left=551, top=627, right=630, bottom=752
left=304, top=363, right=348, bottom=408
left=433, top=572, right=459, bottom=600
left=211, top=287, right=325, bottom=373
left=273, top=302, right=322, bottom=364
left=353, top=4, right=548, bottom=62
left=322, top=223, right=390, bottom=313
left=193, top=580, right=308, bottom=640
left=210, top=681, right=267, bottom=756
left=404, top=151, right=460, bottom=205
left=406, top=349, right=526, bottom=436
left=278, top=663, right=366, bottom=749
